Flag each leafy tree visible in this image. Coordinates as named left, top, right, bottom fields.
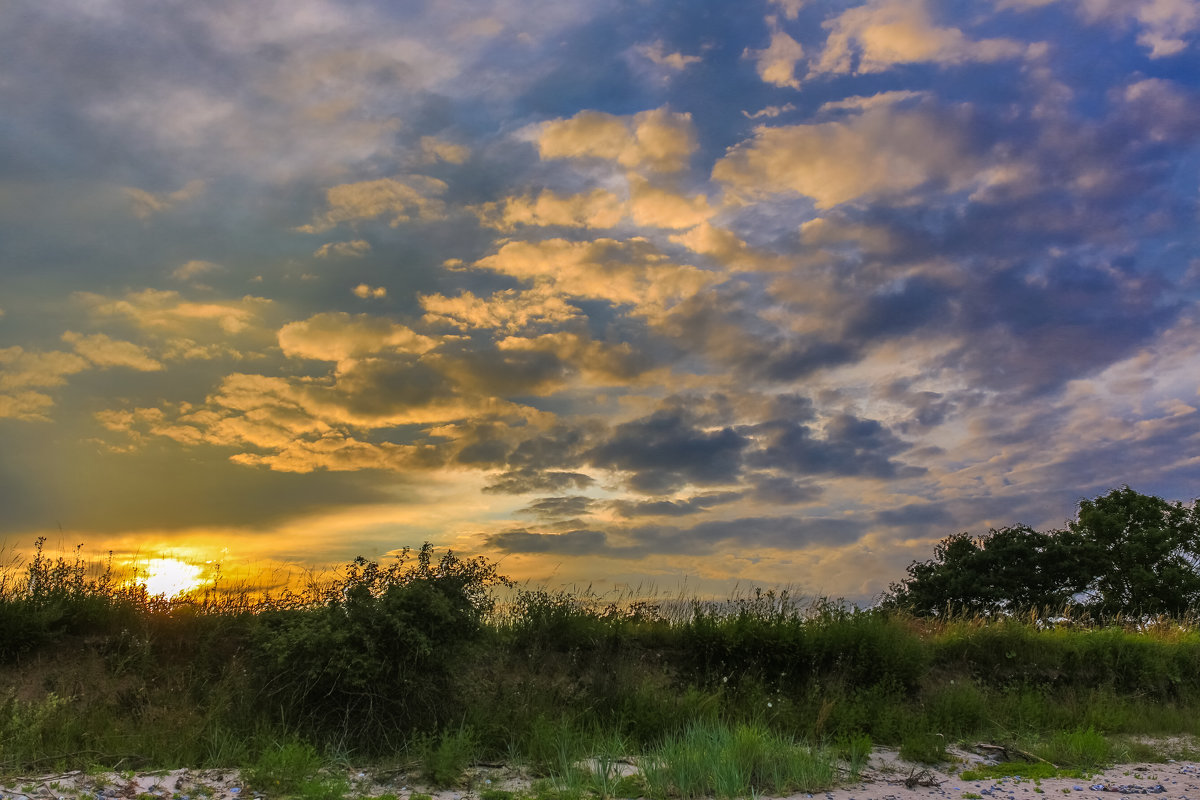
left=884, top=525, right=1087, bottom=616
left=885, top=487, right=1200, bottom=618
left=1068, top=486, right=1200, bottom=617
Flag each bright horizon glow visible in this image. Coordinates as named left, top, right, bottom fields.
left=136, top=558, right=205, bottom=598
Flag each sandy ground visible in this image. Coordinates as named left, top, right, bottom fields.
left=2, top=747, right=1198, bottom=800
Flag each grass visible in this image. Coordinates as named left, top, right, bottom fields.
left=3, top=541, right=1200, bottom=790
left=640, top=721, right=842, bottom=798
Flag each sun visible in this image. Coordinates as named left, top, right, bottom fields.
left=140, top=558, right=205, bottom=598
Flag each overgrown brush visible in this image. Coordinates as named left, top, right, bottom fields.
left=4, top=541, right=1200, bottom=777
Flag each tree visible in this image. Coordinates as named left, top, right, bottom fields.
left=884, top=487, right=1200, bottom=618
left=884, top=525, right=1087, bottom=616
left=1068, top=486, right=1200, bottom=617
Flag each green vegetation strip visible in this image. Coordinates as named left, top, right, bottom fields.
left=3, top=499, right=1200, bottom=787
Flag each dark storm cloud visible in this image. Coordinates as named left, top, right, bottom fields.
left=608, top=491, right=741, bottom=517
left=747, top=475, right=824, bottom=505
left=845, top=276, right=955, bottom=341
left=483, top=469, right=595, bottom=495
left=484, top=527, right=609, bottom=555
left=518, top=495, right=596, bottom=519
left=748, top=413, right=923, bottom=479
left=585, top=408, right=750, bottom=492
left=944, top=259, right=1173, bottom=395
left=486, top=513, right=867, bottom=558
left=874, top=503, right=954, bottom=528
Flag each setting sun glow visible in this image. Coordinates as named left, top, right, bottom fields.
left=139, top=558, right=204, bottom=598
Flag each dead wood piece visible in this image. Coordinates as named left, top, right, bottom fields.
left=973, top=742, right=1057, bottom=768
left=903, top=767, right=943, bottom=789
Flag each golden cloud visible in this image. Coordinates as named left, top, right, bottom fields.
left=497, top=331, right=647, bottom=385
left=712, top=105, right=979, bottom=208
left=474, top=237, right=718, bottom=310
left=314, top=239, right=372, bottom=258
left=419, top=135, right=470, bottom=164
left=77, top=289, right=272, bottom=335
left=420, top=286, right=581, bottom=333
left=538, top=107, right=697, bottom=173
left=628, top=178, right=714, bottom=229
left=813, top=0, right=1029, bottom=75
left=747, top=29, right=805, bottom=89
left=0, top=391, right=55, bottom=421
left=636, top=40, right=702, bottom=71
left=124, top=179, right=205, bottom=219
left=277, top=312, right=436, bottom=364
left=474, top=188, right=624, bottom=230
left=299, top=175, right=448, bottom=233
left=62, top=332, right=163, bottom=371
left=0, top=346, right=89, bottom=390
left=352, top=284, right=387, bottom=299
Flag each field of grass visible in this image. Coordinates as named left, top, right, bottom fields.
left=3, top=540, right=1200, bottom=796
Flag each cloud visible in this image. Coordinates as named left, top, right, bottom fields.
left=314, top=240, right=372, bottom=258
left=299, top=175, right=448, bottom=233
left=420, top=286, right=581, bottom=333
left=609, top=491, right=741, bottom=517
left=227, top=434, right=434, bottom=474
left=0, top=346, right=89, bottom=390
left=818, top=90, right=927, bottom=112
left=483, top=468, right=595, bottom=494
left=628, top=178, right=714, bottom=229
left=1076, top=0, right=1200, bottom=57
left=123, top=180, right=205, bottom=219
left=0, top=391, right=56, bottom=422
left=171, top=260, right=223, bottom=281
left=769, top=0, right=806, bottom=19
left=812, top=0, right=1029, bottom=75
left=538, top=107, right=697, bottom=173
left=77, top=289, right=272, bottom=335
left=586, top=408, right=749, bottom=493
left=485, top=515, right=867, bottom=558
left=475, top=181, right=712, bottom=231
left=277, top=312, right=435, bottom=363
left=352, top=284, right=387, bottom=299
left=496, top=331, right=650, bottom=384
left=712, top=104, right=983, bottom=208
left=742, top=104, right=797, bottom=119
left=746, top=29, right=805, bottom=89
left=62, top=332, right=163, bottom=371
left=518, top=495, right=595, bottom=518
left=474, top=238, right=718, bottom=312
left=748, top=412, right=923, bottom=479
left=635, top=40, right=702, bottom=71
left=473, top=188, right=624, bottom=230
left=485, top=528, right=609, bottom=555
left=419, top=135, right=470, bottom=164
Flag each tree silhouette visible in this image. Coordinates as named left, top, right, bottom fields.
left=884, top=487, right=1200, bottom=618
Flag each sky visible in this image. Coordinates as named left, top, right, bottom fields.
left=2, top=0, right=1200, bottom=603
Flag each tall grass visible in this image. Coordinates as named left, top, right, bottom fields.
left=3, top=541, right=1200, bottom=782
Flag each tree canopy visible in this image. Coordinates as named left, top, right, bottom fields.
left=884, top=487, right=1200, bottom=618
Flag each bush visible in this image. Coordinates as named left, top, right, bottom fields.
left=249, top=544, right=509, bottom=751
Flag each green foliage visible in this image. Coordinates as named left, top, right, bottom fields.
left=899, top=732, right=949, bottom=764
left=419, top=726, right=478, bottom=787
left=885, top=525, right=1086, bottom=617
left=1037, top=727, right=1112, bottom=769
left=961, top=762, right=1085, bottom=781
left=643, top=720, right=839, bottom=798
left=4, top=532, right=1200, bottom=782
left=243, top=739, right=325, bottom=794
left=885, top=488, right=1200, bottom=619
left=251, top=543, right=510, bottom=750
left=1070, top=487, right=1200, bottom=617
